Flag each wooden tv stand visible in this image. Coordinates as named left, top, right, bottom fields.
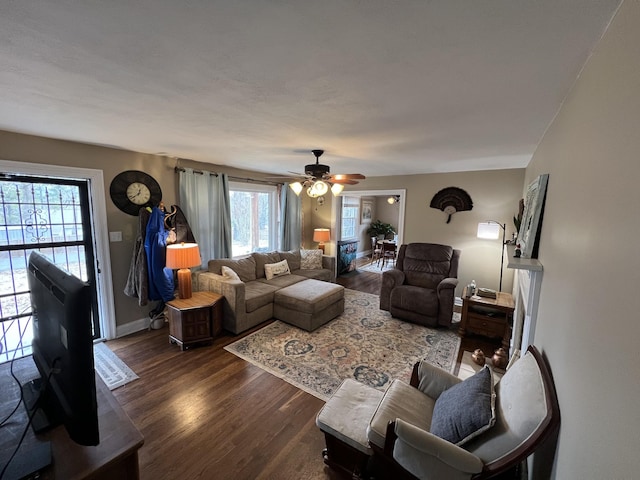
left=0, top=356, right=144, bottom=479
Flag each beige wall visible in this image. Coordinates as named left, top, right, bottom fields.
left=354, top=169, right=525, bottom=295
left=0, top=131, right=283, bottom=329
left=523, top=1, right=638, bottom=477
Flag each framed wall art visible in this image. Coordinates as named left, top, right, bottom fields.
left=517, top=173, right=549, bottom=259
left=361, top=199, right=373, bottom=223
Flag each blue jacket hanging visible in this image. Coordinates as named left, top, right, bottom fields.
left=144, top=206, right=174, bottom=302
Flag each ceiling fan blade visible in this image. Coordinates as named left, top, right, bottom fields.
left=331, top=178, right=359, bottom=185
left=331, top=173, right=366, bottom=181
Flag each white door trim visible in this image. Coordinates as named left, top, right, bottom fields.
left=331, top=188, right=407, bottom=246
left=0, top=159, right=117, bottom=340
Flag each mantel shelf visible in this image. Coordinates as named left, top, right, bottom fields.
left=506, top=245, right=543, bottom=271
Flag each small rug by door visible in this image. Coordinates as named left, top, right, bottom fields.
left=225, top=289, right=460, bottom=401
left=93, top=342, right=139, bottom=390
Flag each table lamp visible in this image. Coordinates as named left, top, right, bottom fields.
left=166, top=242, right=201, bottom=299
left=313, top=228, right=331, bottom=253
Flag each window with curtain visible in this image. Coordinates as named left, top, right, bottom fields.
left=340, top=196, right=359, bottom=240
left=229, top=182, right=278, bottom=256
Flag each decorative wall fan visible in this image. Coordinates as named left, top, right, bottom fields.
left=283, top=150, right=366, bottom=197
left=430, top=187, right=473, bottom=223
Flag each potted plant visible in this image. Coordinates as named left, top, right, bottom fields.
left=366, top=220, right=396, bottom=240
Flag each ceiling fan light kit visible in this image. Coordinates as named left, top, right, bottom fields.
left=288, top=150, right=364, bottom=198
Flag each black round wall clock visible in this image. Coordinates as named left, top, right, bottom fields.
left=109, top=170, right=162, bottom=216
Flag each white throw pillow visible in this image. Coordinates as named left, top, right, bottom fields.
left=221, top=265, right=241, bottom=281
left=264, top=259, right=291, bottom=280
left=300, top=249, right=323, bottom=270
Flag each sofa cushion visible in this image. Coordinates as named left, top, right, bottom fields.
left=367, top=379, right=436, bottom=449
left=300, top=249, right=323, bottom=269
left=221, top=266, right=240, bottom=281
left=257, top=273, right=307, bottom=288
left=244, top=281, right=280, bottom=313
left=277, top=250, right=301, bottom=271
left=430, top=365, right=496, bottom=446
left=264, top=259, right=291, bottom=280
left=294, top=268, right=332, bottom=282
left=208, top=256, right=257, bottom=282
left=252, top=252, right=282, bottom=279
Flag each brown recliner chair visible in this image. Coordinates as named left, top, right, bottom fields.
left=380, top=243, right=460, bottom=327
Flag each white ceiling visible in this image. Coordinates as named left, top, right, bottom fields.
left=0, top=1, right=621, bottom=178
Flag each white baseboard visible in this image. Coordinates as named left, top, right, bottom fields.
left=116, top=317, right=149, bottom=338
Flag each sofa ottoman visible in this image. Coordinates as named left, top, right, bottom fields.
left=273, top=279, right=345, bottom=331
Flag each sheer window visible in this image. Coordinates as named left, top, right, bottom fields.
left=229, top=182, right=278, bottom=257
left=340, top=196, right=359, bottom=240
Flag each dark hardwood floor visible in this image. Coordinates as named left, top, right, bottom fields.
left=108, top=258, right=501, bottom=479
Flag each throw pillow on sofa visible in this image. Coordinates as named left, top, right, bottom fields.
left=300, top=249, right=323, bottom=269
left=221, top=266, right=241, bottom=281
left=278, top=250, right=301, bottom=271
left=252, top=251, right=281, bottom=279
left=264, top=259, right=291, bottom=280
left=208, top=256, right=257, bottom=282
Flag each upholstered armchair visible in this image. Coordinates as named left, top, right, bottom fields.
left=366, top=346, right=560, bottom=480
left=380, top=243, right=460, bottom=327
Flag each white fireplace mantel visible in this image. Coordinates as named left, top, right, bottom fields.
left=506, top=246, right=543, bottom=354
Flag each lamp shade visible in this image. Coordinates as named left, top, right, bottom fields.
left=477, top=222, right=500, bottom=239
left=313, top=228, right=331, bottom=243
left=166, top=243, right=201, bottom=269
left=289, top=182, right=303, bottom=196
left=166, top=243, right=200, bottom=299
left=331, top=183, right=344, bottom=195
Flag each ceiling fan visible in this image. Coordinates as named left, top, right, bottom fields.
left=286, top=149, right=366, bottom=197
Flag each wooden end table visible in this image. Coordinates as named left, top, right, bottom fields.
left=458, top=287, right=515, bottom=353
left=166, top=291, right=223, bottom=351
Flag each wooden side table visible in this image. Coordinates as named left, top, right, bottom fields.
left=458, top=287, right=515, bottom=352
left=166, top=291, right=223, bottom=351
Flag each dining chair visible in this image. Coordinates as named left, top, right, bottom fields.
left=379, top=242, right=397, bottom=269
left=371, top=237, right=382, bottom=265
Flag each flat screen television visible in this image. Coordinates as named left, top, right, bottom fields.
left=23, top=251, right=99, bottom=446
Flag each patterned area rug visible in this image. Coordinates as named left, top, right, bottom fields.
left=225, top=289, right=461, bottom=401
left=357, top=260, right=395, bottom=273
left=93, top=342, right=139, bottom=390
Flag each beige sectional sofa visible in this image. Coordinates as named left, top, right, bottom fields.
left=193, top=250, right=336, bottom=334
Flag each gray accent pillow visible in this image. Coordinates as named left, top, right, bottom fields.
left=300, top=249, right=323, bottom=269
left=430, top=365, right=496, bottom=446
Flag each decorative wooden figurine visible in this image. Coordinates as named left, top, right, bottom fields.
left=492, top=347, right=508, bottom=369
left=471, top=349, right=486, bottom=366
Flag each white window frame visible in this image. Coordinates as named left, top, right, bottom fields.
left=228, top=181, right=278, bottom=257
left=340, top=196, right=359, bottom=241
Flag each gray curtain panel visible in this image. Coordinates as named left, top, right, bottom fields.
left=179, top=168, right=233, bottom=261
left=279, top=183, right=302, bottom=251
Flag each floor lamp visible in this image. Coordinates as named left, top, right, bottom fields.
left=477, top=221, right=506, bottom=292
